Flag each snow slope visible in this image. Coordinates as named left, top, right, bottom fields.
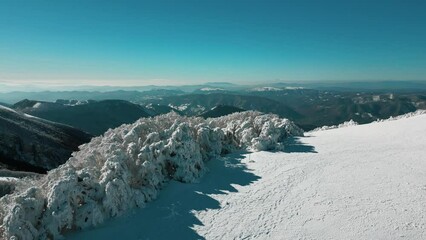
left=70, top=112, right=426, bottom=239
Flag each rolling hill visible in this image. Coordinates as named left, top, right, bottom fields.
left=0, top=105, right=92, bottom=172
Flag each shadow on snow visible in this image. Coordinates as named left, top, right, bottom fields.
left=283, top=136, right=317, bottom=153
left=69, top=151, right=260, bottom=240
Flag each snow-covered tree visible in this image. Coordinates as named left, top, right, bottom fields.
left=0, top=111, right=303, bottom=239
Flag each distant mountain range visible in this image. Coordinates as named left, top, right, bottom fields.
left=0, top=85, right=425, bottom=174
left=0, top=105, right=91, bottom=173
left=147, top=93, right=303, bottom=120
left=242, top=89, right=422, bottom=129
left=2, top=81, right=426, bottom=104
left=1, top=84, right=425, bottom=137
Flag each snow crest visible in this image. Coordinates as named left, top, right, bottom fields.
left=374, top=109, right=426, bottom=122
left=0, top=111, right=302, bottom=239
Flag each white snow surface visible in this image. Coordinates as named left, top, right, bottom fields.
left=32, top=102, right=42, bottom=109
left=0, top=111, right=302, bottom=239
left=70, top=112, right=426, bottom=240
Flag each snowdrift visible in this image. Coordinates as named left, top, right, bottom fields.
left=0, top=112, right=303, bottom=239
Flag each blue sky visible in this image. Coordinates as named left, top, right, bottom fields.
left=0, top=0, right=425, bottom=86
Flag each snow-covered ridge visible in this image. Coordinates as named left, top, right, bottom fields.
left=373, top=109, right=426, bottom=123
left=311, top=110, right=426, bottom=132
left=0, top=111, right=302, bottom=239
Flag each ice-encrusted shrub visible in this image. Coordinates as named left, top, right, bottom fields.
left=210, top=111, right=303, bottom=151
left=0, top=111, right=303, bottom=239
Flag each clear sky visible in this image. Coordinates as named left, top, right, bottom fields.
left=1, top=0, right=425, bottom=86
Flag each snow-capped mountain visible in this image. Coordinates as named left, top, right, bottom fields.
left=0, top=105, right=92, bottom=172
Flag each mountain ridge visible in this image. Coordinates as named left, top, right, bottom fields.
left=0, top=105, right=92, bottom=172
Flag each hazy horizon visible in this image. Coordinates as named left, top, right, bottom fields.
left=1, top=79, right=426, bottom=94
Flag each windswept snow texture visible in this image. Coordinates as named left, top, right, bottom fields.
left=71, top=112, right=426, bottom=240
left=0, top=112, right=302, bottom=239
